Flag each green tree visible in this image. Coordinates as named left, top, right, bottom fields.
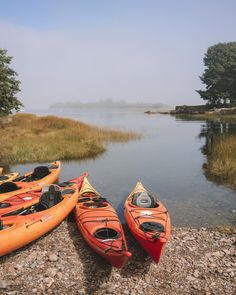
left=197, top=42, right=236, bottom=107
left=0, top=48, right=22, bottom=115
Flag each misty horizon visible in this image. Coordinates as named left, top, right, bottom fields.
left=49, top=98, right=171, bottom=109
left=1, top=1, right=236, bottom=109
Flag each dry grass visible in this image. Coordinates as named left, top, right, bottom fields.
left=190, top=113, right=236, bottom=122
left=0, top=114, right=140, bottom=164
left=205, top=135, right=236, bottom=189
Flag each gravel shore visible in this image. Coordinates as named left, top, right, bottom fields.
left=0, top=218, right=235, bottom=295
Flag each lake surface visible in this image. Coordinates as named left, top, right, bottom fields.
left=11, top=108, right=236, bottom=227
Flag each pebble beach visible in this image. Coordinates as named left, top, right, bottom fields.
left=0, top=219, right=235, bottom=295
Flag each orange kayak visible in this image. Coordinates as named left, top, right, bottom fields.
left=75, top=177, right=131, bottom=268
left=124, top=182, right=171, bottom=263
left=0, top=175, right=87, bottom=257
left=0, top=173, right=88, bottom=218
left=0, top=172, right=19, bottom=185
left=0, top=161, right=61, bottom=202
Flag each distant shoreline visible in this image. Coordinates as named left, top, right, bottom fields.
left=50, top=100, right=171, bottom=110
left=144, top=105, right=236, bottom=121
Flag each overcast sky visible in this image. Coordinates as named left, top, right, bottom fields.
left=0, top=0, right=236, bottom=108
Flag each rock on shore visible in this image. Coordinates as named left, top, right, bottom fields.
left=170, top=105, right=236, bottom=115
left=0, top=220, right=235, bottom=295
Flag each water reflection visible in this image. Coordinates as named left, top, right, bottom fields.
left=8, top=109, right=236, bottom=227
left=199, top=120, right=236, bottom=186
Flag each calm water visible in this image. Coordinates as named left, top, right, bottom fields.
left=11, top=108, right=236, bottom=227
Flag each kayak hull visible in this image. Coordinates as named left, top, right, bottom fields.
left=124, top=209, right=168, bottom=263
left=77, top=220, right=131, bottom=268
left=75, top=177, right=131, bottom=268
left=0, top=175, right=87, bottom=257
left=124, top=182, right=171, bottom=263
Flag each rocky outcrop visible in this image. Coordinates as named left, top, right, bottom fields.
left=144, top=110, right=159, bottom=114
left=171, top=105, right=211, bottom=115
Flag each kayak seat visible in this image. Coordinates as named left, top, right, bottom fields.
left=25, top=166, right=50, bottom=182
left=58, top=181, right=75, bottom=187
left=0, top=175, right=9, bottom=181
left=0, top=182, right=20, bottom=194
left=140, top=222, right=165, bottom=233
left=48, top=164, right=58, bottom=169
left=0, top=220, right=3, bottom=231
left=94, top=228, right=120, bottom=239
left=61, top=189, right=75, bottom=196
left=132, top=192, right=156, bottom=208
left=83, top=201, right=108, bottom=208
left=39, top=185, right=62, bottom=210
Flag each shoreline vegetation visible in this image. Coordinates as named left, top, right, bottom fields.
left=153, top=104, right=236, bottom=191
left=172, top=106, right=236, bottom=120
left=0, top=114, right=140, bottom=165
left=203, top=134, right=236, bottom=190
left=176, top=108, right=236, bottom=191
left=184, top=113, right=236, bottom=191
left=177, top=113, right=236, bottom=122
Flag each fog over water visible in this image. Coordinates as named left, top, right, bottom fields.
left=0, top=1, right=236, bottom=108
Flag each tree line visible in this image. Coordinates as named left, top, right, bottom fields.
left=197, top=42, right=236, bottom=107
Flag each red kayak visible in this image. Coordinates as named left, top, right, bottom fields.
left=124, top=182, right=171, bottom=263
left=75, top=177, right=131, bottom=268
left=0, top=173, right=88, bottom=218
left=0, top=161, right=61, bottom=202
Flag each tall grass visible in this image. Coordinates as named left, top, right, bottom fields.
left=0, top=114, right=140, bottom=164
left=205, top=134, right=236, bottom=189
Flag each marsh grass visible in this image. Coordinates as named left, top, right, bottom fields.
left=0, top=114, right=140, bottom=164
left=205, top=135, right=236, bottom=190
left=190, top=113, right=236, bottom=122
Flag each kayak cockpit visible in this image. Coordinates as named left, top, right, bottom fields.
left=1, top=185, right=75, bottom=218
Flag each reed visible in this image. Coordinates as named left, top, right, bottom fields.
left=205, top=134, right=236, bottom=189
left=0, top=114, right=140, bottom=164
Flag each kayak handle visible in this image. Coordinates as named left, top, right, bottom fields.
left=26, top=219, right=43, bottom=228
left=124, top=251, right=132, bottom=257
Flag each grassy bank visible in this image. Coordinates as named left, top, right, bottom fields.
left=0, top=114, right=140, bottom=164
left=187, top=113, right=236, bottom=122
left=204, top=134, right=236, bottom=190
